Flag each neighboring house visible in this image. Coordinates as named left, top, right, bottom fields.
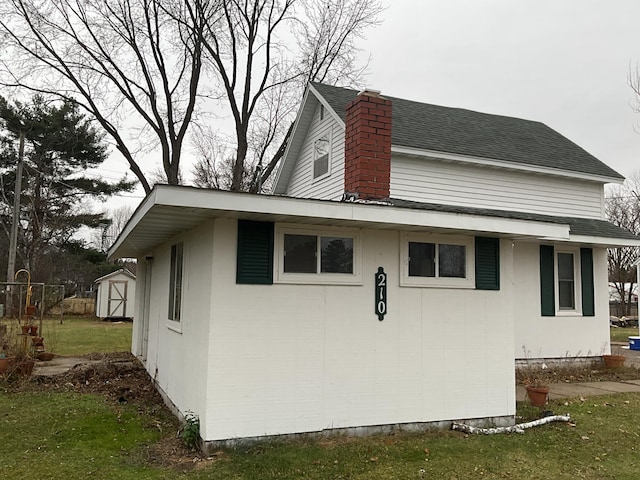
left=94, top=269, right=136, bottom=320
left=109, top=82, right=640, bottom=447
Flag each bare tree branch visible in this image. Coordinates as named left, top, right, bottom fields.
left=0, top=0, right=210, bottom=194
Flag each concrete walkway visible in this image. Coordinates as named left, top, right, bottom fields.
left=33, top=356, right=102, bottom=376
left=516, top=341, right=640, bottom=401
left=516, top=379, right=640, bottom=402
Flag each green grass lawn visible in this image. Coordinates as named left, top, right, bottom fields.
left=2, top=317, right=640, bottom=478
left=1, top=390, right=639, bottom=479
left=610, top=326, right=640, bottom=343
left=37, top=316, right=133, bottom=356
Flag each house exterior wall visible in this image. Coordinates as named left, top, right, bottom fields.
left=95, top=272, right=136, bottom=318
left=133, top=221, right=215, bottom=422
left=202, top=218, right=516, bottom=442
left=286, top=104, right=345, bottom=200
left=513, top=242, right=610, bottom=359
left=390, top=156, right=605, bottom=219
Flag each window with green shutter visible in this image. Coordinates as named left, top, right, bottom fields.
left=236, top=220, right=274, bottom=284
left=580, top=248, right=595, bottom=316
left=475, top=237, right=500, bottom=290
left=539, top=245, right=595, bottom=317
left=540, top=245, right=556, bottom=316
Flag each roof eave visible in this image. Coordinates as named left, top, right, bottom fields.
left=108, top=186, right=572, bottom=259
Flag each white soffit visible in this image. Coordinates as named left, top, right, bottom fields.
left=109, top=186, right=571, bottom=259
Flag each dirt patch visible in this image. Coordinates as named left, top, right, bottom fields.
left=3, top=352, right=216, bottom=470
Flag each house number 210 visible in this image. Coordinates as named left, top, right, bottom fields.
left=375, top=267, right=387, bottom=321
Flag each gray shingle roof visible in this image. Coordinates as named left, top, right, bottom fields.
left=389, top=198, right=639, bottom=240
left=311, top=82, right=623, bottom=180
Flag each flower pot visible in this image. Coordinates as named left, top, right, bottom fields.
left=525, top=386, right=549, bottom=407
left=0, top=356, right=16, bottom=375
left=603, top=354, right=625, bottom=369
left=21, top=325, right=30, bottom=335
left=31, top=336, right=44, bottom=347
left=14, top=359, right=35, bottom=377
left=29, top=325, right=38, bottom=336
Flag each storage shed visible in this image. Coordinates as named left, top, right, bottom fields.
left=95, top=269, right=136, bottom=320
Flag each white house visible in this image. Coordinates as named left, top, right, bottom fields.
left=109, top=82, right=640, bottom=447
left=94, top=269, right=136, bottom=320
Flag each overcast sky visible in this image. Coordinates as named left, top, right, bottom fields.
left=101, top=0, right=640, bottom=214
left=362, top=0, right=640, bottom=179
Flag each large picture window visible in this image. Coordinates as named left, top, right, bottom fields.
left=168, top=242, right=183, bottom=322
left=276, top=226, right=360, bottom=284
left=401, top=234, right=474, bottom=288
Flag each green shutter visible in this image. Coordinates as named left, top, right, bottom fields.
left=236, top=220, right=274, bottom=284
left=540, top=245, right=555, bottom=316
left=475, top=237, right=500, bottom=290
left=580, top=248, right=595, bottom=316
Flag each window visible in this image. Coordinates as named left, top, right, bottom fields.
left=319, top=103, right=325, bottom=121
left=275, top=226, right=361, bottom=284
left=313, top=135, right=330, bottom=179
left=168, top=242, right=183, bottom=322
left=557, top=252, right=576, bottom=310
left=401, top=234, right=474, bottom=288
left=539, top=245, right=594, bottom=317
left=554, top=248, right=581, bottom=314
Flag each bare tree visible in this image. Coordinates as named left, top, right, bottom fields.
left=194, top=0, right=383, bottom=192
left=605, top=171, right=640, bottom=316
left=90, top=205, right=135, bottom=251
left=0, top=0, right=211, bottom=194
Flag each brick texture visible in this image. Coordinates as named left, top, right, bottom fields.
left=344, top=92, right=392, bottom=200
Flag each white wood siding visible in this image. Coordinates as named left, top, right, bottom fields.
left=512, top=242, right=610, bottom=359
left=204, top=219, right=516, bottom=442
left=286, top=104, right=345, bottom=200
left=133, top=222, right=215, bottom=424
left=391, top=156, right=605, bottom=219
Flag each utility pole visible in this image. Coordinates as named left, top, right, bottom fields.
left=6, top=131, right=25, bottom=317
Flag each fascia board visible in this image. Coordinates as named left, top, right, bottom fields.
left=151, top=185, right=568, bottom=238
left=272, top=85, right=347, bottom=195
left=565, top=235, right=640, bottom=248
left=308, top=83, right=346, bottom=129
left=108, top=188, right=157, bottom=258
left=271, top=88, right=312, bottom=194
left=391, top=145, right=624, bottom=185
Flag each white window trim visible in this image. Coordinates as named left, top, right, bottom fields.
left=311, top=128, right=332, bottom=182
left=400, top=233, right=474, bottom=289
left=167, top=241, right=184, bottom=332
left=274, top=224, right=362, bottom=285
left=554, top=247, right=582, bottom=316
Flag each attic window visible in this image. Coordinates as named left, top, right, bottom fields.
left=319, top=103, right=325, bottom=121
left=313, top=136, right=330, bottom=179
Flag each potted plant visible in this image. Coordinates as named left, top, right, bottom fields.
left=517, top=351, right=552, bottom=408
left=0, top=353, right=16, bottom=375
left=523, top=377, right=550, bottom=407
left=602, top=354, right=625, bottom=369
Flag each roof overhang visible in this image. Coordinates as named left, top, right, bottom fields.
left=111, top=186, right=580, bottom=259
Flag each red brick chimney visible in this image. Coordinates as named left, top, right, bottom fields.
left=344, top=89, right=392, bottom=201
